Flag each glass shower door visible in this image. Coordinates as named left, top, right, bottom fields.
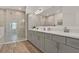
left=5, top=10, right=18, bottom=42
left=5, top=21, right=17, bottom=42
left=5, top=10, right=25, bottom=43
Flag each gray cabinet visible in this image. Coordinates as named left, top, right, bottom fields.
left=44, top=33, right=52, bottom=40
left=44, top=33, right=57, bottom=53
left=28, top=31, right=45, bottom=52
left=31, top=31, right=38, bottom=46
left=53, top=35, right=65, bottom=44
left=45, top=38, right=57, bottom=53
left=59, top=44, right=79, bottom=53
left=36, top=32, right=45, bottom=52
left=27, top=30, right=33, bottom=42
left=28, top=31, right=37, bottom=45
left=67, top=37, right=79, bottom=49
left=34, top=32, right=41, bottom=48
left=28, top=30, right=79, bottom=53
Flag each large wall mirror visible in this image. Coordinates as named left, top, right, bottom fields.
left=54, top=12, right=63, bottom=26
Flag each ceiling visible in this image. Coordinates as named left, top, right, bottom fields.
left=40, top=6, right=62, bottom=16
left=26, top=6, right=51, bottom=14
left=26, top=6, right=62, bottom=16
left=0, top=6, right=62, bottom=15
left=0, top=6, right=26, bottom=11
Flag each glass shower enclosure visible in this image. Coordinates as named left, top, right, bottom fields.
left=0, top=9, right=25, bottom=43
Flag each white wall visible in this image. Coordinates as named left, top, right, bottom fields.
left=75, top=7, right=79, bottom=26
left=63, top=6, right=79, bottom=26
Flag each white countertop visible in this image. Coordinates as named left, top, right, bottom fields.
left=29, top=29, right=79, bottom=39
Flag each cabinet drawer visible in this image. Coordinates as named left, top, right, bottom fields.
left=45, top=39, right=57, bottom=53
left=53, top=35, right=65, bottom=43
left=67, top=37, right=79, bottom=49
left=59, top=44, right=79, bottom=53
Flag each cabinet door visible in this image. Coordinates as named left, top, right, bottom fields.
left=35, top=32, right=45, bottom=52
left=45, top=39, right=57, bottom=53
left=27, top=30, right=33, bottom=42
left=33, top=32, right=40, bottom=48
left=44, top=33, right=52, bottom=40
left=53, top=35, right=65, bottom=44
left=28, top=31, right=45, bottom=52
left=38, top=32, right=45, bottom=52
left=31, top=31, right=38, bottom=46
left=28, top=30, right=37, bottom=45
left=59, top=44, right=79, bottom=53
left=67, top=37, right=79, bottom=49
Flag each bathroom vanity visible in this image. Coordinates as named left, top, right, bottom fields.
left=28, top=28, right=79, bottom=53
left=27, top=6, right=79, bottom=53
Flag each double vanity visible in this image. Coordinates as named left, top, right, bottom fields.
left=28, top=26, right=79, bottom=53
